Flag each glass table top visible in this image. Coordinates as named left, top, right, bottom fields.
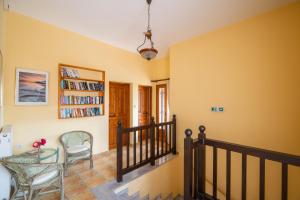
left=6, top=148, right=59, bottom=164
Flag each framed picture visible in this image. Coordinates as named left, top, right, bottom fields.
left=15, top=68, right=49, bottom=105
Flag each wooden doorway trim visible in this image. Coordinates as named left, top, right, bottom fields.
left=138, top=85, right=152, bottom=140
left=156, top=84, right=167, bottom=123
left=109, top=82, right=130, bottom=149
left=138, top=85, right=152, bottom=125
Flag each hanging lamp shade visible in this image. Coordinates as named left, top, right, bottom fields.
left=137, top=0, right=158, bottom=61
left=139, top=48, right=158, bottom=60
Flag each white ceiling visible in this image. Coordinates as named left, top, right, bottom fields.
left=7, top=0, right=296, bottom=57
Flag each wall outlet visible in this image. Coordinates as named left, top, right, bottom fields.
left=16, top=144, right=23, bottom=149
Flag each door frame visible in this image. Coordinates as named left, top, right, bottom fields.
left=109, top=81, right=131, bottom=150
left=156, top=84, right=167, bottom=123
left=138, top=85, right=152, bottom=125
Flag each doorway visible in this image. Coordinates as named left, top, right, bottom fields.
left=109, top=82, right=130, bottom=149
left=138, top=85, right=152, bottom=126
left=156, top=84, right=167, bottom=123
left=138, top=85, right=152, bottom=139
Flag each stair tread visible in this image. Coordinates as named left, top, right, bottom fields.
left=116, top=188, right=181, bottom=200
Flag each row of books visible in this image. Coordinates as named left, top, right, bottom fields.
left=60, top=95, right=104, bottom=105
left=60, top=67, right=80, bottom=78
left=60, top=107, right=102, bottom=119
left=60, top=80, right=104, bottom=91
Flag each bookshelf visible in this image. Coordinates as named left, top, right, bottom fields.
left=58, top=64, right=105, bottom=119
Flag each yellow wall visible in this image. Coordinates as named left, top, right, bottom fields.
left=3, top=12, right=153, bottom=155
left=150, top=56, right=170, bottom=80
left=0, top=0, right=4, bottom=52
left=0, top=0, right=5, bottom=126
left=170, top=2, right=300, bottom=200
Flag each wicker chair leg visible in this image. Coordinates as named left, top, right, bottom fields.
left=64, top=162, right=68, bottom=177
left=90, top=156, right=94, bottom=169
left=64, top=153, right=69, bottom=176
left=60, top=171, right=64, bottom=200
left=23, top=191, right=27, bottom=200
left=10, top=179, right=18, bottom=200
left=27, top=188, right=33, bottom=200
left=10, top=190, right=17, bottom=200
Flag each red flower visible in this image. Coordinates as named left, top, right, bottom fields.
left=41, top=138, right=46, bottom=145
left=32, top=141, right=40, bottom=148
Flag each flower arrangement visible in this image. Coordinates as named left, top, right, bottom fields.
left=32, top=138, right=47, bottom=152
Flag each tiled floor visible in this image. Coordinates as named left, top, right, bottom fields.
left=43, top=150, right=117, bottom=200
left=42, top=142, right=167, bottom=200
left=43, top=144, right=157, bottom=200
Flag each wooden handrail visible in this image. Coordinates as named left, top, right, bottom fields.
left=184, top=125, right=300, bottom=200
left=117, top=115, right=177, bottom=182
left=205, top=139, right=300, bottom=167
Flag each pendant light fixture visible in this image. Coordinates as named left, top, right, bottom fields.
left=137, top=0, right=158, bottom=61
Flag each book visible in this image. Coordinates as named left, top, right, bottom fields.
left=60, top=107, right=102, bottom=119
left=60, top=95, right=104, bottom=105
left=60, top=80, right=104, bottom=91
left=61, top=67, right=80, bottom=78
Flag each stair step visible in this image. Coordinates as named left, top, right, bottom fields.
left=140, top=194, right=150, bottom=200
left=116, top=188, right=182, bottom=200
left=116, top=188, right=130, bottom=200
left=164, top=193, right=173, bottom=200
left=153, top=194, right=162, bottom=200
left=173, top=195, right=183, bottom=200
left=128, top=192, right=140, bottom=200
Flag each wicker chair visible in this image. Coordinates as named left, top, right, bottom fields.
left=59, top=131, right=93, bottom=176
left=0, top=159, right=64, bottom=200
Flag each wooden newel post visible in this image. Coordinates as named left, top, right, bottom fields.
left=150, top=117, right=156, bottom=166
left=198, top=125, right=206, bottom=197
left=172, top=115, right=177, bottom=154
left=117, top=120, right=123, bottom=182
left=184, top=129, right=193, bottom=200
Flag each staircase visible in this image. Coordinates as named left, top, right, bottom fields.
left=115, top=188, right=183, bottom=200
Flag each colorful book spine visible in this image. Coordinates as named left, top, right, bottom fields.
left=60, top=80, right=104, bottom=91
left=60, top=67, right=80, bottom=78
left=60, top=107, right=102, bottom=119
left=60, top=95, right=104, bottom=105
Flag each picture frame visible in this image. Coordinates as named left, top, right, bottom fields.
left=15, top=68, right=49, bottom=105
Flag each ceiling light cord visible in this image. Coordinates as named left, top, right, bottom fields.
left=147, top=3, right=155, bottom=48
left=147, top=3, right=151, bottom=31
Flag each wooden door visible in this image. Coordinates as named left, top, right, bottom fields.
left=138, top=86, right=152, bottom=139
left=109, top=82, right=130, bottom=149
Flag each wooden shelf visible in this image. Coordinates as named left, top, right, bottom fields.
left=58, top=63, right=105, bottom=119
left=59, top=63, right=105, bottom=73
left=62, top=77, right=105, bottom=83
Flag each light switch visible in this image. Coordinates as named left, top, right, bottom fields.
left=211, top=106, right=224, bottom=112
left=211, top=107, right=218, bottom=112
